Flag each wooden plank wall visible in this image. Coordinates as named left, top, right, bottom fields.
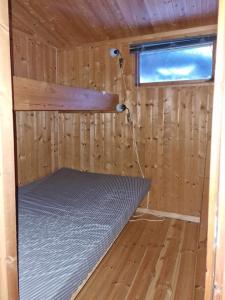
left=12, top=29, right=213, bottom=218
left=11, top=29, right=213, bottom=297
left=206, top=0, right=225, bottom=297
left=57, top=42, right=213, bottom=217
left=0, top=2, right=18, bottom=298
left=12, top=30, right=59, bottom=185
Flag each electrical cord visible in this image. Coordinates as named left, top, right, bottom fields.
left=129, top=218, right=165, bottom=222
left=118, top=55, right=145, bottom=179
left=130, top=213, right=165, bottom=222
left=116, top=49, right=209, bottom=216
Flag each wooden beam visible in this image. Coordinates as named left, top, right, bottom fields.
left=0, top=1, right=18, bottom=299
left=136, top=208, right=200, bottom=223
left=65, top=24, right=217, bottom=49
left=205, top=0, right=225, bottom=299
left=13, top=76, right=119, bottom=111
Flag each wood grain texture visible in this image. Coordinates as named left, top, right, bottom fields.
left=206, top=0, right=225, bottom=298
left=12, top=30, right=59, bottom=185
left=11, top=0, right=218, bottom=47
left=13, top=76, right=119, bottom=111
left=75, top=215, right=203, bottom=300
left=0, top=0, right=18, bottom=298
left=56, top=41, right=213, bottom=217
left=11, top=28, right=212, bottom=298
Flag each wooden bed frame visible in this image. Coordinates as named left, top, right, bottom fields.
left=13, top=76, right=119, bottom=112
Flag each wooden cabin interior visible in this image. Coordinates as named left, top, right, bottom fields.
left=1, top=0, right=225, bottom=299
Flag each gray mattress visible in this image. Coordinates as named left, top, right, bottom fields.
left=18, top=168, right=150, bottom=300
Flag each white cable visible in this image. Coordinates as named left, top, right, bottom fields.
left=129, top=218, right=165, bottom=223
left=130, top=121, right=145, bottom=178
left=118, top=56, right=145, bottom=179
left=133, top=214, right=145, bottom=218
left=146, top=191, right=150, bottom=209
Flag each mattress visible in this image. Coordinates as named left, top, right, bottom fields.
left=18, top=168, right=150, bottom=300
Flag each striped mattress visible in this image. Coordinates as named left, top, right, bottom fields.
left=18, top=168, right=150, bottom=300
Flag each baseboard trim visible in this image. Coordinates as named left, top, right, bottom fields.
left=136, top=208, right=200, bottom=223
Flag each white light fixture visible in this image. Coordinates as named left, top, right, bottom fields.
left=116, top=103, right=127, bottom=112
left=109, top=48, right=120, bottom=57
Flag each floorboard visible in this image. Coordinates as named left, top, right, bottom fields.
left=75, top=214, right=205, bottom=300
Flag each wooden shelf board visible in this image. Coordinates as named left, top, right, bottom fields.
left=13, top=76, right=119, bottom=112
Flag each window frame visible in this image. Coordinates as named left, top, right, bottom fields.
left=135, top=39, right=216, bottom=87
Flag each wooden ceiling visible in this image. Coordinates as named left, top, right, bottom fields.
left=11, top=0, right=218, bottom=48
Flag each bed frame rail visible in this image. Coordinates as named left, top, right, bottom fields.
left=13, top=76, right=119, bottom=112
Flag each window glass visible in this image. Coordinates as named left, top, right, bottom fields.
left=139, top=44, right=214, bottom=84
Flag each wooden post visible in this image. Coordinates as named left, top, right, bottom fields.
left=205, top=0, right=225, bottom=299
left=0, top=0, right=19, bottom=299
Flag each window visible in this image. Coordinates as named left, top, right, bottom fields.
left=131, top=35, right=216, bottom=85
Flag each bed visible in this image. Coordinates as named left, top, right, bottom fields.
left=18, top=168, right=150, bottom=300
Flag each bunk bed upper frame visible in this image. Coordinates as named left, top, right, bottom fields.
left=13, top=76, right=119, bottom=112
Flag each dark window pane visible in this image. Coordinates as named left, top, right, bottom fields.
left=139, top=44, right=214, bottom=84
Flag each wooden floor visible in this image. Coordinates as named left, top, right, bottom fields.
left=75, top=214, right=206, bottom=300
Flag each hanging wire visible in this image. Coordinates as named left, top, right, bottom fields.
left=129, top=218, right=165, bottom=222
left=118, top=54, right=145, bottom=179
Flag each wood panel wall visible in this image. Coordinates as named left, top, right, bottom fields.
left=206, top=0, right=225, bottom=297
left=56, top=43, right=213, bottom=217
left=12, top=29, right=213, bottom=218
left=12, top=30, right=59, bottom=185
left=0, top=2, right=18, bottom=298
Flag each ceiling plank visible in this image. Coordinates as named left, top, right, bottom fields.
left=11, top=0, right=218, bottom=47
left=11, top=0, right=67, bottom=47
left=74, top=24, right=217, bottom=49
